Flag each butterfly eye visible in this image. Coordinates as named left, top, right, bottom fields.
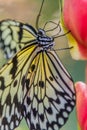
left=38, top=29, right=45, bottom=36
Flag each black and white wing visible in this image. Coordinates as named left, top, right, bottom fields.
left=0, top=19, right=37, bottom=59
left=23, top=50, right=76, bottom=130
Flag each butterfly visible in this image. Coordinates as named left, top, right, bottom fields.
left=0, top=1, right=75, bottom=130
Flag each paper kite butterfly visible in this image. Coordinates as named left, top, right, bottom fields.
left=0, top=0, right=75, bottom=130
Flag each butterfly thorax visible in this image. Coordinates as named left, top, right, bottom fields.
left=37, top=29, right=54, bottom=50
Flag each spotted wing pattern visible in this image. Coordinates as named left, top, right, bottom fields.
left=23, top=50, right=75, bottom=130
left=0, top=20, right=76, bottom=130
left=0, top=44, right=75, bottom=130
left=0, top=44, right=40, bottom=130
left=0, top=20, right=37, bottom=59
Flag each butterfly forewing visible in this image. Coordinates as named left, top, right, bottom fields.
left=23, top=51, right=75, bottom=130
left=0, top=20, right=37, bottom=59
left=0, top=44, right=39, bottom=130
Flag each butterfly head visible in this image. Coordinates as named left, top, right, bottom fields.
left=37, top=29, right=54, bottom=50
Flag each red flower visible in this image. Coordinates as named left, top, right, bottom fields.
left=63, top=0, right=87, bottom=60
left=75, top=82, right=87, bottom=130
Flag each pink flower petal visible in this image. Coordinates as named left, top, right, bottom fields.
left=63, top=0, right=87, bottom=60
left=75, top=82, right=87, bottom=130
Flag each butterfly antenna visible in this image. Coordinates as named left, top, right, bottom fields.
left=43, top=0, right=62, bottom=33
left=43, top=20, right=60, bottom=33
left=36, top=0, right=44, bottom=30
left=53, top=30, right=70, bottom=39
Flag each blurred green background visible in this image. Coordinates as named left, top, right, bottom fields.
left=0, top=0, right=86, bottom=130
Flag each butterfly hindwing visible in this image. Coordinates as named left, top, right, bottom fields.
left=0, top=20, right=37, bottom=59
left=23, top=50, right=75, bottom=130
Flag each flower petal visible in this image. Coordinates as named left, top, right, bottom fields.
left=63, top=0, right=87, bottom=60
left=75, top=82, right=87, bottom=130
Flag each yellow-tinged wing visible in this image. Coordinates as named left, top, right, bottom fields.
left=0, top=42, right=75, bottom=130
left=0, top=20, right=37, bottom=59
left=23, top=50, right=75, bottom=130
left=0, top=44, right=39, bottom=130
left=0, top=19, right=76, bottom=130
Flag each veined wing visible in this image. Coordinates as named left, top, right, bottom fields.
left=0, top=19, right=37, bottom=59
left=23, top=50, right=75, bottom=130
left=0, top=43, right=39, bottom=130
left=0, top=19, right=76, bottom=130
